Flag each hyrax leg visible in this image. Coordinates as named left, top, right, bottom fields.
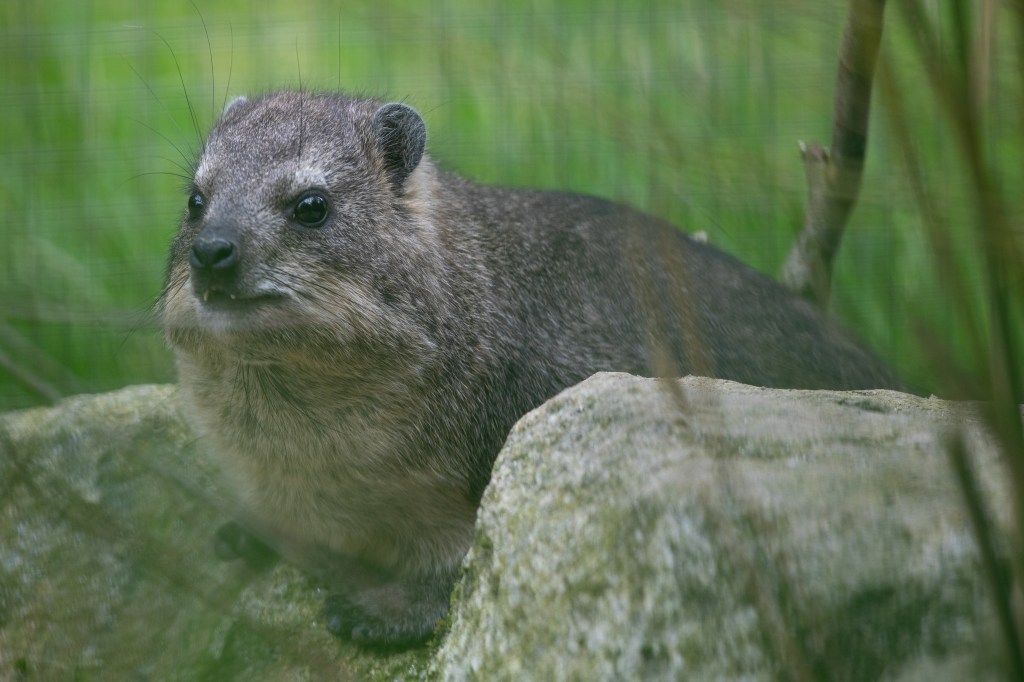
left=323, top=567, right=457, bottom=647
left=213, top=520, right=279, bottom=571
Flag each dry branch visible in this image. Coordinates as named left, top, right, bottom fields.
left=781, top=0, right=886, bottom=308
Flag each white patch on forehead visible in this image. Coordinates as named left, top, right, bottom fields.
left=269, top=162, right=333, bottom=200
left=192, top=152, right=330, bottom=195
left=194, top=155, right=213, bottom=187
left=288, top=164, right=330, bottom=190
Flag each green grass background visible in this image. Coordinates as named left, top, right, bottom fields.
left=1, top=0, right=1020, bottom=410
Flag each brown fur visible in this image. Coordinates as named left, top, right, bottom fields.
left=159, top=91, right=904, bottom=645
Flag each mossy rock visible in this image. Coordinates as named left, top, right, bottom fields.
left=0, top=375, right=1012, bottom=680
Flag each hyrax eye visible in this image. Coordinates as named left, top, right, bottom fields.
left=293, top=193, right=329, bottom=227
left=187, top=191, right=205, bottom=220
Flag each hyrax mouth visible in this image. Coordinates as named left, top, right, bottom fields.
left=193, top=283, right=283, bottom=312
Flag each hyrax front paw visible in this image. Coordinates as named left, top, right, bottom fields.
left=213, top=521, right=278, bottom=570
left=322, top=575, right=453, bottom=648
left=323, top=593, right=438, bottom=648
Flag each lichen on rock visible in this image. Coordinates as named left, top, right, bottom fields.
left=0, top=374, right=1012, bottom=680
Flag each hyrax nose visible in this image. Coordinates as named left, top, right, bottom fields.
left=190, top=233, right=238, bottom=273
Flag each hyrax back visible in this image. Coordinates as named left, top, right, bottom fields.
left=159, top=91, right=903, bottom=645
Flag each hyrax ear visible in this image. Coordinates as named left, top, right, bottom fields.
left=221, top=95, right=249, bottom=119
left=372, top=103, right=426, bottom=189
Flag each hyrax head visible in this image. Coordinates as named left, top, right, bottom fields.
left=159, top=92, right=429, bottom=357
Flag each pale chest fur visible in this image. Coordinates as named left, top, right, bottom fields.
left=176, top=352, right=477, bottom=574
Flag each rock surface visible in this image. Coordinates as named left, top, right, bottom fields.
left=0, top=385, right=425, bottom=681
left=0, top=374, right=1012, bottom=680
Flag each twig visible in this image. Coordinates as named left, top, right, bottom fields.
left=781, top=0, right=886, bottom=309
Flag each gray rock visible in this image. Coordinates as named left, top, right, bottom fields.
left=432, top=373, right=1010, bottom=681
left=0, top=385, right=427, bottom=681
left=0, top=375, right=1012, bottom=680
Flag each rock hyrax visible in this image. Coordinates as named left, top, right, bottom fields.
left=158, top=91, right=904, bottom=645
